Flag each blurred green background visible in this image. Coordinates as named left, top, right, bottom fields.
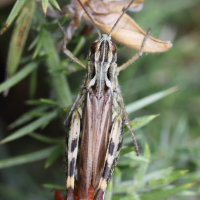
left=0, top=0, right=199, bottom=200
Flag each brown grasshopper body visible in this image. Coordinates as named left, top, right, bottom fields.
left=56, top=0, right=150, bottom=199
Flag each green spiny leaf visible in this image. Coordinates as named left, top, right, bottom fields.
left=126, top=87, right=178, bottom=114
left=104, top=180, right=113, bottom=200
left=60, top=14, right=68, bottom=25
left=148, top=170, right=189, bottom=188
left=43, top=15, right=68, bottom=31
left=29, top=69, right=37, bottom=98
left=121, top=147, right=135, bottom=156
left=0, top=62, right=37, bottom=94
left=28, top=34, right=40, bottom=51
left=144, top=167, right=174, bottom=184
left=42, top=0, right=49, bottom=16
left=29, top=132, right=64, bottom=144
left=135, top=143, right=151, bottom=186
left=8, top=105, right=49, bottom=129
left=124, top=114, right=159, bottom=133
left=6, top=0, right=35, bottom=79
left=45, top=145, right=63, bottom=168
left=32, top=29, right=45, bottom=59
left=43, top=30, right=72, bottom=107
left=49, top=0, right=61, bottom=11
left=40, top=98, right=59, bottom=106
left=0, top=146, right=56, bottom=169
left=1, top=0, right=27, bottom=34
left=26, top=99, right=45, bottom=105
left=0, top=111, right=57, bottom=144
left=43, top=184, right=65, bottom=190
left=139, top=182, right=197, bottom=200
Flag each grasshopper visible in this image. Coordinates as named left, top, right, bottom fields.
left=56, top=0, right=150, bottom=199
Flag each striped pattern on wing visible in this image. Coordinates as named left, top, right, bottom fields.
left=77, top=92, right=112, bottom=199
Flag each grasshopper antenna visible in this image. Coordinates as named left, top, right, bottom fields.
left=77, top=0, right=101, bottom=38
left=109, top=0, right=136, bottom=37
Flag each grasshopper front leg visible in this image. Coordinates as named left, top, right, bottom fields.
left=118, top=28, right=151, bottom=72
left=58, top=21, right=86, bottom=69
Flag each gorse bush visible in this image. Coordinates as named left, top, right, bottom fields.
left=0, top=0, right=199, bottom=200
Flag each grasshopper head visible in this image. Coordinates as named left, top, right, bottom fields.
left=78, top=0, right=135, bottom=64
left=87, top=34, right=117, bottom=64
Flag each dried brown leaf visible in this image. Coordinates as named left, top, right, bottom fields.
left=62, top=0, right=172, bottom=52
left=97, top=23, right=172, bottom=52
left=88, top=13, right=172, bottom=52
left=86, top=0, right=144, bottom=13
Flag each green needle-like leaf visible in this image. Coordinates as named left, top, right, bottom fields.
left=32, top=30, right=45, bottom=59
left=73, top=37, right=86, bottom=56
left=124, top=114, right=159, bottom=133
left=0, top=146, right=56, bottom=169
left=139, top=182, right=197, bottom=200
left=0, top=62, right=37, bottom=94
left=148, top=170, right=189, bottom=188
left=45, top=145, right=63, bottom=168
left=114, top=144, right=150, bottom=194
left=43, top=184, right=65, bottom=190
left=40, top=98, right=59, bottom=106
left=1, top=0, right=26, bottom=34
left=135, top=143, right=151, bottom=186
left=126, top=87, right=178, bottom=114
left=60, top=14, right=68, bottom=25
left=6, top=0, right=35, bottom=80
left=42, top=0, right=49, bottom=16
left=0, top=111, right=57, bottom=144
left=104, top=180, right=113, bottom=200
left=144, top=167, right=174, bottom=184
left=43, top=14, right=68, bottom=31
left=29, top=132, right=64, bottom=144
left=122, top=152, right=149, bottom=163
left=43, top=30, right=72, bottom=107
left=49, top=0, right=61, bottom=11
left=25, top=99, right=59, bottom=106
left=121, top=147, right=135, bottom=156
left=28, top=35, right=40, bottom=51
left=29, top=69, right=37, bottom=98
left=8, top=105, right=49, bottom=129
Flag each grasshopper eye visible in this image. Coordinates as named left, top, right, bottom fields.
left=111, top=43, right=117, bottom=54
left=90, top=42, right=99, bottom=53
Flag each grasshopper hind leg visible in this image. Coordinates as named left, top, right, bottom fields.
left=94, top=114, right=123, bottom=200
left=66, top=109, right=81, bottom=200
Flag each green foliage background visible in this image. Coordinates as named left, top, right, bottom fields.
left=0, top=0, right=199, bottom=200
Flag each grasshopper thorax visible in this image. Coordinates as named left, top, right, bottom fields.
left=78, top=0, right=136, bottom=99
left=86, top=34, right=117, bottom=99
